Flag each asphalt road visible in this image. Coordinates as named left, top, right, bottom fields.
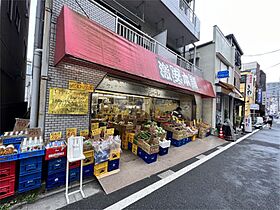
left=126, top=121, right=280, bottom=210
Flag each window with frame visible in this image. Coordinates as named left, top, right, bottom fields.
left=7, top=0, right=14, bottom=21
left=15, top=7, right=21, bottom=33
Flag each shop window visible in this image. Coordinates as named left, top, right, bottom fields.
left=7, top=0, right=14, bottom=21
left=15, top=6, right=21, bottom=33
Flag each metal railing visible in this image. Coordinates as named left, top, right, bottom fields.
left=90, top=0, right=201, bottom=74
left=179, top=0, right=200, bottom=34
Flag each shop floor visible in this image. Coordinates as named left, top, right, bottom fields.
left=97, top=136, right=226, bottom=194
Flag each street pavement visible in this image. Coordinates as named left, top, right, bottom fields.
left=62, top=122, right=280, bottom=210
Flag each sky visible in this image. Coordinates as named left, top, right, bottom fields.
left=27, top=0, right=280, bottom=83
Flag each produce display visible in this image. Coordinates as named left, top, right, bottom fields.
left=0, top=144, right=18, bottom=155
left=21, top=137, right=44, bottom=152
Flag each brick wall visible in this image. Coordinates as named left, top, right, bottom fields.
left=43, top=0, right=113, bottom=139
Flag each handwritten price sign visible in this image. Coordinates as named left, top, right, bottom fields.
left=27, top=128, right=42, bottom=138
left=106, top=128, right=114, bottom=135
left=13, top=118, right=30, bottom=132
left=80, top=129, right=89, bottom=137
left=91, top=123, right=99, bottom=130
left=50, top=132, right=62, bottom=141
left=66, top=128, right=77, bottom=139
left=91, top=128, right=101, bottom=136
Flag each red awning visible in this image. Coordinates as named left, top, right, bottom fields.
left=54, top=6, right=215, bottom=98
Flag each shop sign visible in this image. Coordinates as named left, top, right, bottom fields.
left=244, top=116, right=252, bottom=132
left=27, top=128, right=42, bottom=138
left=80, top=129, right=89, bottom=137
left=157, top=58, right=199, bottom=91
left=48, top=88, right=89, bottom=115
left=246, top=74, right=253, bottom=98
left=217, top=70, right=229, bottom=79
left=250, top=104, right=260, bottom=110
left=262, top=91, right=266, bottom=105
left=257, top=88, right=262, bottom=104
left=13, top=118, right=30, bottom=132
left=69, top=80, right=94, bottom=92
left=66, top=128, right=77, bottom=138
left=106, top=128, right=114, bottom=135
left=91, top=128, right=101, bottom=136
left=50, top=131, right=62, bottom=141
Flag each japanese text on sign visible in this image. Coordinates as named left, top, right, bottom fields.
left=50, top=132, right=62, bottom=141
left=69, top=80, right=94, bottom=92
left=13, top=118, right=30, bottom=131
left=157, top=59, right=198, bottom=90
left=91, top=128, right=101, bottom=136
left=48, top=88, right=89, bottom=115
left=106, top=128, right=114, bottom=135
left=80, top=129, right=89, bottom=137
left=66, top=128, right=77, bottom=139
left=27, top=128, right=42, bottom=138
left=246, top=74, right=253, bottom=98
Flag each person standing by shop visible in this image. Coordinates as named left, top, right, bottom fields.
left=267, top=115, right=273, bottom=129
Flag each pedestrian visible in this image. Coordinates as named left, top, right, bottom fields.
left=267, top=115, right=273, bottom=129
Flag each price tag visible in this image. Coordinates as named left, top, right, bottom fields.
left=106, top=128, right=114, bottom=135
left=13, top=118, right=30, bottom=131
left=91, top=123, right=99, bottom=130
left=91, top=128, right=101, bottom=136
left=27, top=128, right=42, bottom=138
left=66, top=128, right=77, bottom=139
left=50, top=132, right=62, bottom=141
left=80, top=129, right=89, bottom=137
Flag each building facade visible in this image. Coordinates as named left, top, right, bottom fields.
left=0, top=0, right=30, bottom=133
left=25, top=60, right=32, bottom=108
left=266, top=82, right=280, bottom=115
left=30, top=0, right=217, bottom=140
left=188, top=26, right=244, bottom=129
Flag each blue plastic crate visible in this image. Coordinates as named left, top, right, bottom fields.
left=108, top=159, right=120, bottom=172
left=18, top=147, right=45, bottom=160
left=141, top=150, right=158, bottom=164
left=3, top=136, right=26, bottom=145
left=18, top=172, right=42, bottom=193
left=185, top=137, right=192, bottom=143
left=19, top=156, right=43, bottom=176
left=128, top=142, right=132, bottom=151
left=0, top=144, right=20, bottom=163
left=46, top=171, right=66, bottom=190
left=159, top=147, right=169, bottom=156
left=166, top=131, right=173, bottom=140
left=171, top=139, right=184, bottom=147
left=83, top=164, right=93, bottom=178
left=137, top=147, right=144, bottom=158
left=47, top=157, right=66, bottom=175
left=69, top=167, right=80, bottom=182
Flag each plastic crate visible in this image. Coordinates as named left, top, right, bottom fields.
left=46, top=171, right=66, bottom=190
left=47, top=157, right=66, bottom=175
left=137, top=147, right=144, bottom=158
left=132, top=144, right=138, bottom=155
left=18, top=172, right=42, bottom=193
left=83, top=164, right=93, bottom=178
left=141, top=150, right=158, bottom=164
left=166, top=131, right=173, bottom=140
left=0, top=177, right=15, bottom=200
left=121, top=141, right=128, bottom=150
left=3, top=136, right=26, bottom=145
left=69, top=160, right=81, bottom=169
left=0, top=144, right=20, bottom=163
left=109, top=149, right=121, bottom=161
left=45, top=145, right=66, bottom=160
left=185, top=137, right=192, bottom=143
left=69, top=167, right=80, bottom=182
left=159, top=147, right=169, bottom=156
left=19, top=156, right=43, bottom=176
left=0, top=161, right=16, bottom=180
left=171, top=139, right=184, bottom=147
left=94, top=162, right=108, bottom=177
left=18, top=147, right=45, bottom=160
left=128, top=142, right=132, bottom=151
left=108, top=159, right=120, bottom=172
left=83, top=150, right=94, bottom=166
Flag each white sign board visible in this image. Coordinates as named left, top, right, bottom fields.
left=246, top=74, right=254, bottom=98
left=67, top=136, right=84, bottom=161
left=262, top=91, right=266, bottom=105
left=250, top=104, right=260, bottom=110
left=244, top=117, right=252, bottom=132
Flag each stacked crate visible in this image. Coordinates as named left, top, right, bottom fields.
left=0, top=161, right=16, bottom=200
left=82, top=150, right=94, bottom=178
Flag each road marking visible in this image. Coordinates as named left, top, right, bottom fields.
left=104, top=129, right=260, bottom=210
left=157, top=170, right=175, bottom=179
left=195, top=154, right=206, bottom=159
left=216, top=146, right=223, bottom=149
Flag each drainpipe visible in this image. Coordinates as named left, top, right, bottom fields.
left=30, top=0, right=45, bottom=128
left=192, top=43, right=196, bottom=73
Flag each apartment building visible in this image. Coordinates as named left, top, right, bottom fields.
left=188, top=26, right=244, bottom=128
left=266, top=82, right=280, bottom=115
left=30, top=0, right=216, bottom=139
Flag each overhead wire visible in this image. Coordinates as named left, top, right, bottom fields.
left=243, top=49, right=280, bottom=57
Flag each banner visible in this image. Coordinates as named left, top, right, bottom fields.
left=48, top=88, right=89, bottom=115
left=69, top=80, right=94, bottom=92
left=246, top=74, right=253, bottom=98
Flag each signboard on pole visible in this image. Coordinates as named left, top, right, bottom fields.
left=246, top=74, right=254, bottom=98
left=262, top=91, right=266, bottom=105
left=244, top=117, right=252, bottom=132
left=217, top=70, right=230, bottom=79
left=257, top=88, right=262, bottom=104
left=250, top=104, right=260, bottom=110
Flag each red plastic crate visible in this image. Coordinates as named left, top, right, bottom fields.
left=69, top=161, right=81, bottom=169
left=45, top=146, right=67, bottom=160
left=0, top=161, right=16, bottom=181
left=0, top=177, right=15, bottom=200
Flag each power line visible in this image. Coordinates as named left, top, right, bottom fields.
left=263, top=62, right=280, bottom=70
left=243, top=49, right=280, bottom=57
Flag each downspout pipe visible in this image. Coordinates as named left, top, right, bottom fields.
left=30, top=0, right=45, bottom=128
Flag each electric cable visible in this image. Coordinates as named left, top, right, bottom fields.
left=243, top=49, right=280, bottom=57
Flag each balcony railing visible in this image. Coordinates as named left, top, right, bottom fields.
left=90, top=0, right=202, bottom=75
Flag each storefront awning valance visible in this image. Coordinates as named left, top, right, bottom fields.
left=216, top=81, right=244, bottom=101
left=54, top=6, right=215, bottom=98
